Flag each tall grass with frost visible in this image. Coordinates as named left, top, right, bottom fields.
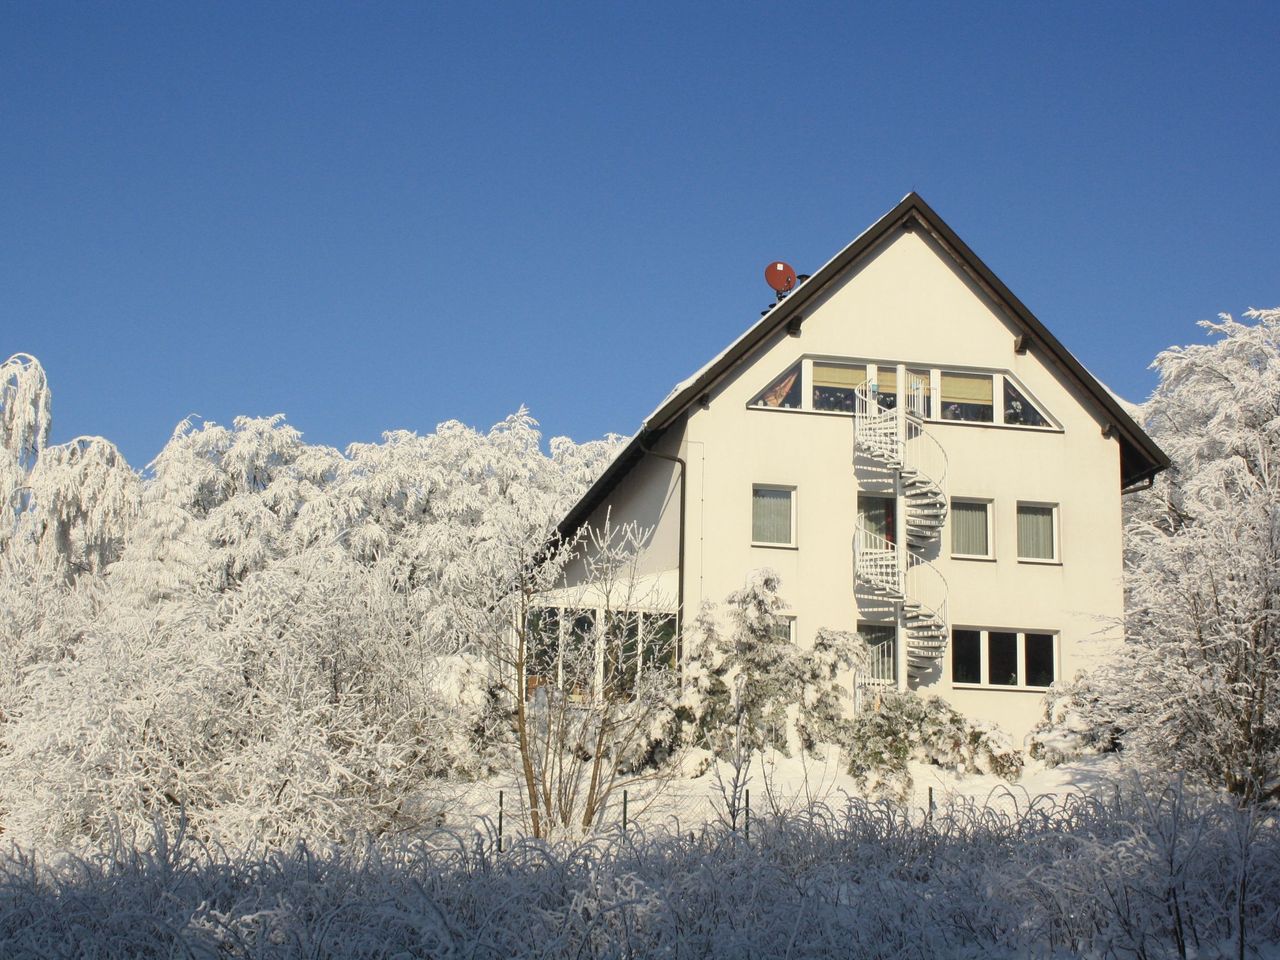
left=2, top=776, right=1277, bottom=959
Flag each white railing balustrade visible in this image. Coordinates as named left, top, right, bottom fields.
left=854, top=521, right=901, bottom=595
left=905, top=553, right=948, bottom=635
left=906, top=371, right=930, bottom=420
left=903, top=419, right=949, bottom=495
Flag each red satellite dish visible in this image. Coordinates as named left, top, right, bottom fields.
left=765, top=261, right=797, bottom=293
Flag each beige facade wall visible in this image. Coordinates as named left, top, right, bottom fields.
left=559, top=226, right=1129, bottom=745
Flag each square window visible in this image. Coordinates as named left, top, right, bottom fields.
left=988, top=631, right=1019, bottom=686
left=952, top=628, right=981, bottom=684
left=1017, top=503, right=1057, bottom=561
left=752, top=485, right=795, bottom=546
left=940, top=372, right=993, bottom=422
left=951, top=500, right=991, bottom=557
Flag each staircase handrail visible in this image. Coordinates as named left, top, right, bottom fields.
left=903, top=419, right=949, bottom=497
left=853, top=520, right=901, bottom=595
left=852, top=384, right=902, bottom=466
left=904, top=553, right=949, bottom=635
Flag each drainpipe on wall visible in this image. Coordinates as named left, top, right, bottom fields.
left=638, top=433, right=687, bottom=663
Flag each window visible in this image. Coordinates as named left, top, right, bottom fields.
left=525, top=607, right=560, bottom=695
left=940, top=372, right=994, bottom=422
left=751, top=362, right=802, bottom=409
left=1017, top=503, right=1058, bottom=561
left=988, top=631, right=1018, bottom=686
left=951, top=628, right=1056, bottom=688
left=813, top=362, right=866, bottom=412
left=1003, top=379, right=1050, bottom=427
left=859, top=621, right=897, bottom=683
left=858, top=495, right=896, bottom=546
left=644, top=614, right=678, bottom=671
left=951, top=499, right=991, bottom=558
left=604, top=611, right=640, bottom=697
left=873, top=366, right=897, bottom=410
left=752, top=485, right=795, bottom=546
left=951, top=628, right=981, bottom=684
left=1025, top=633, right=1055, bottom=687
left=769, top=615, right=797, bottom=644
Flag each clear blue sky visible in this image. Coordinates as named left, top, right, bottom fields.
left=3, top=2, right=1277, bottom=467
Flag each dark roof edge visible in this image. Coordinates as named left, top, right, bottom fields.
left=557, top=192, right=1168, bottom=539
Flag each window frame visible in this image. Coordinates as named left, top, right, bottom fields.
left=746, top=358, right=1061, bottom=432
left=1016, top=500, right=1061, bottom=564
left=950, top=497, right=994, bottom=561
left=751, top=483, right=797, bottom=549
left=950, top=627, right=1059, bottom=691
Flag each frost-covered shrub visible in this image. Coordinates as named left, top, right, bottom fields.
left=1026, top=670, right=1123, bottom=766
left=1, top=776, right=1276, bottom=960
left=843, top=689, right=1022, bottom=798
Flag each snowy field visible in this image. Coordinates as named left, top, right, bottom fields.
left=422, top=750, right=1134, bottom=842
left=3, top=762, right=1278, bottom=960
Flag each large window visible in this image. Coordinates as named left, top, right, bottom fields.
left=940, top=372, right=994, bottom=422
left=812, top=362, right=866, bottom=412
left=1017, top=502, right=1058, bottom=561
left=951, top=499, right=992, bottom=558
left=951, top=628, right=1056, bottom=689
left=1003, top=379, right=1050, bottom=427
left=752, top=485, right=795, bottom=546
left=859, top=621, right=897, bottom=683
left=531, top=607, right=677, bottom=700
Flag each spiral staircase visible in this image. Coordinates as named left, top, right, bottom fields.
left=853, top=375, right=951, bottom=682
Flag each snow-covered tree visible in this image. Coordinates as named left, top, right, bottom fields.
left=1118, top=307, right=1280, bottom=803
left=0, top=353, right=624, bottom=850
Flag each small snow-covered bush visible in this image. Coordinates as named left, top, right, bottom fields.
left=843, top=689, right=1022, bottom=798
left=1026, top=670, right=1123, bottom=766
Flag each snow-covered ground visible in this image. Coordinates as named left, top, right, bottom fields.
left=428, top=748, right=1131, bottom=840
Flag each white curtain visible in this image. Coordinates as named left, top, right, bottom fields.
left=951, top=501, right=989, bottom=555
left=752, top=487, right=792, bottom=544
left=1017, top=504, right=1055, bottom=559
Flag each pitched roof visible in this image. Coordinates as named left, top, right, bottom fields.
left=557, top=192, right=1169, bottom=540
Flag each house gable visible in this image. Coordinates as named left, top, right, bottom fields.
left=557, top=193, right=1167, bottom=542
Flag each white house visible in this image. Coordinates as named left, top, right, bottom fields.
left=542, top=193, right=1167, bottom=743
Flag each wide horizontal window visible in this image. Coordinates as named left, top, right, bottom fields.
left=752, top=485, right=795, bottom=546
left=529, top=607, right=678, bottom=700
left=813, top=363, right=865, bottom=412
left=941, top=372, right=994, bottom=422
left=951, top=628, right=1056, bottom=689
